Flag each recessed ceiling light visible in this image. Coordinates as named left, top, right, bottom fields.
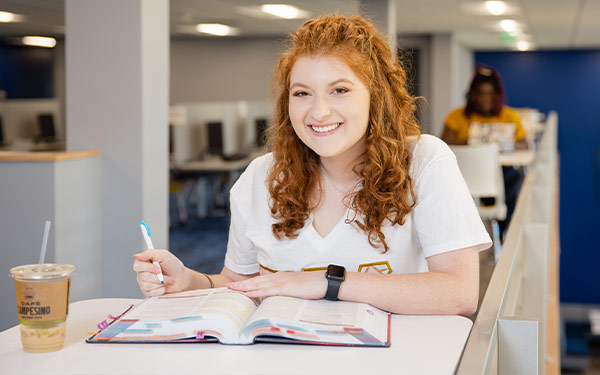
left=260, top=4, right=299, bottom=19
left=0, top=10, right=16, bottom=22
left=461, top=2, right=518, bottom=16
left=485, top=1, right=506, bottom=16
left=499, top=19, right=518, bottom=32
left=195, top=23, right=236, bottom=36
left=516, top=40, right=530, bottom=51
left=22, top=36, right=56, bottom=48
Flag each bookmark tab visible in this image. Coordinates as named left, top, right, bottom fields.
left=94, top=304, right=135, bottom=333
left=196, top=331, right=205, bottom=340
left=97, top=320, right=110, bottom=331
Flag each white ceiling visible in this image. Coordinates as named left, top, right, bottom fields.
left=0, top=0, right=598, bottom=49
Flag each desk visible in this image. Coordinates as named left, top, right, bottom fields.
left=0, top=150, right=98, bottom=162
left=0, top=298, right=473, bottom=374
left=171, top=155, right=257, bottom=175
left=169, top=151, right=264, bottom=219
left=499, top=149, right=535, bottom=167
left=169, top=150, right=265, bottom=176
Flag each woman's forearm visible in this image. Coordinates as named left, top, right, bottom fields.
left=222, top=249, right=479, bottom=316
left=183, top=267, right=258, bottom=291
left=338, top=271, right=478, bottom=316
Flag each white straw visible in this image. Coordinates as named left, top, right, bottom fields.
left=38, top=220, right=51, bottom=270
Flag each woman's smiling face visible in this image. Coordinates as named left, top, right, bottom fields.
left=288, top=54, right=370, bottom=162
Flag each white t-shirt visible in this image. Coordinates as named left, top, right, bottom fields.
left=224, top=135, right=491, bottom=275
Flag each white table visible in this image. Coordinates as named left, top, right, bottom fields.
left=0, top=298, right=473, bottom=375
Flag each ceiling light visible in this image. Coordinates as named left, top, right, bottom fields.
left=461, top=2, right=518, bottom=16
left=22, top=36, right=56, bottom=48
left=485, top=1, right=506, bottom=16
left=260, top=4, right=299, bottom=19
left=499, top=19, right=518, bottom=32
left=196, top=23, right=235, bottom=36
left=516, top=40, right=530, bottom=51
left=0, top=11, right=16, bottom=22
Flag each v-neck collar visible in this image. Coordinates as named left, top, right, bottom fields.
left=307, top=206, right=352, bottom=246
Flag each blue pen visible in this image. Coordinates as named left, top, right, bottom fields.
left=140, top=221, right=165, bottom=285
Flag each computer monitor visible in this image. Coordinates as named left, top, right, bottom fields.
left=38, top=113, right=56, bottom=141
left=255, top=118, right=268, bottom=148
left=207, top=121, right=223, bottom=156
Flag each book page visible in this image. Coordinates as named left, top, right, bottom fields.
left=126, top=289, right=214, bottom=320
left=194, top=289, right=258, bottom=333
left=92, top=288, right=257, bottom=344
left=247, top=295, right=305, bottom=322
left=241, top=296, right=389, bottom=346
left=298, top=300, right=358, bottom=326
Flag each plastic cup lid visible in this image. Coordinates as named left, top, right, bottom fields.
left=9, top=264, right=75, bottom=281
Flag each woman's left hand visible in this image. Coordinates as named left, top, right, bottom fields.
left=226, top=271, right=328, bottom=300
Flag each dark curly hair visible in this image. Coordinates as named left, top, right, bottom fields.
left=465, top=64, right=506, bottom=116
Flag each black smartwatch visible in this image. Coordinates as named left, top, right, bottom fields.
left=324, top=264, right=346, bottom=301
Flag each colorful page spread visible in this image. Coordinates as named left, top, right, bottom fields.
left=87, top=288, right=390, bottom=347
left=241, top=296, right=389, bottom=346
left=88, top=288, right=257, bottom=344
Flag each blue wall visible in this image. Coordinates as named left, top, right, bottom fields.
left=475, top=50, right=600, bottom=304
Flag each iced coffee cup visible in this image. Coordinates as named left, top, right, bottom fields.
left=9, top=264, right=75, bottom=353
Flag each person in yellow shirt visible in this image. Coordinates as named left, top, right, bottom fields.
left=442, top=65, right=526, bottom=240
left=442, top=65, right=527, bottom=147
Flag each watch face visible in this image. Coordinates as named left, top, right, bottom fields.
left=327, top=264, right=346, bottom=280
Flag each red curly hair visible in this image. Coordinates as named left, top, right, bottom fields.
left=267, top=14, right=420, bottom=252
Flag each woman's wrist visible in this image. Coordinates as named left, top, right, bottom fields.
left=319, top=271, right=328, bottom=299
left=182, top=267, right=206, bottom=290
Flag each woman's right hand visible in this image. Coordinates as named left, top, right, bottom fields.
left=133, top=249, right=189, bottom=297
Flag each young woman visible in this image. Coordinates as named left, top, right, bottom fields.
left=134, top=14, right=491, bottom=316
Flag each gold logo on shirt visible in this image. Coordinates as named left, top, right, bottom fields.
left=260, top=261, right=393, bottom=274
left=301, top=266, right=327, bottom=272
left=358, top=261, right=392, bottom=274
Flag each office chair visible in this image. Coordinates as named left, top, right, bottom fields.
left=451, top=144, right=507, bottom=261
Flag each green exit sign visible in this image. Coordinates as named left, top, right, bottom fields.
left=500, top=31, right=517, bottom=45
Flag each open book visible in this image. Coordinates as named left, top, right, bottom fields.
left=87, top=288, right=390, bottom=347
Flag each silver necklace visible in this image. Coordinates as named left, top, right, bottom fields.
left=320, top=166, right=357, bottom=196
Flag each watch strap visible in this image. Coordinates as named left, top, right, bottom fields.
left=325, top=278, right=342, bottom=301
